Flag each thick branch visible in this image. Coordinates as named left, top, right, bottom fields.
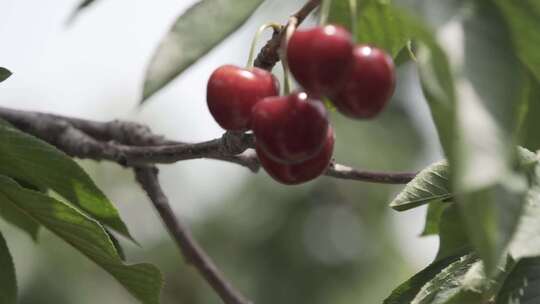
left=0, top=105, right=416, bottom=183
left=68, top=132, right=255, bottom=166
left=0, top=106, right=259, bottom=171
left=135, top=166, right=251, bottom=304
left=253, top=0, right=321, bottom=70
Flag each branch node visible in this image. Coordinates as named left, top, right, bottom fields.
left=221, top=132, right=255, bottom=155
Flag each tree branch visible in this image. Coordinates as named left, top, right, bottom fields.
left=0, top=105, right=416, bottom=183
left=135, top=166, right=251, bottom=304
left=253, top=0, right=321, bottom=70
left=0, top=106, right=259, bottom=171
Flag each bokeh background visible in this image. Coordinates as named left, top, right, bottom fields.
left=0, top=0, right=444, bottom=303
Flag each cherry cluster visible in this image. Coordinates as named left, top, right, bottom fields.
left=206, top=24, right=395, bottom=185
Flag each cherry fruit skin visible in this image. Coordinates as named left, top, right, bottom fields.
left=207, top=65, right=279, bottom=131
left=252, top=92, right=329, bottom=164
left=257, top=127, right=335, bottom=185
left=331, top=45, right=395, bottom=119
left=287, top=25, right=354, bottom=97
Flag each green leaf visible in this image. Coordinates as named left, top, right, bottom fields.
left=390, top=161, right=451, bottom=211
left=355, top=1, right=412, bottom=57
left=141, top=0, right=264, bottom=102
left=329, top=0, right=412, bottom=57
left=420, top=2, right=528, bottom=273
left=0, top=67, right=12, bottom=83
left=411, top=254, right=492, bottom=304
left=0, top=175, right=162, bottom=304
left=0, top=179, right=46, bottom=241
left=0, top=231, right=17, bottom=304
left=493, top=0, right=540, bottom=82
left=458, top=177, right=527, bottom=274
left=456, top=148, right=534, bottom=272
left=0, top=121, right=133, bottom=240
left=415, top=33, right=456, bottom=155
left=394, top=41, right=416, bottom=66
left=435, top=204, right=470, bottom=261
left=384, top=253, right=465, bottom=304
left=421, top=201, right=447, bottom=236
left=517, top=75, right=540, bottom=151
left=0, top=197, right=39, bottom=241
left=106, top=228, right=126, bottom=261
left=496, top=257, right=540, bottom=304
left=453, top=3, right=525, bottom=192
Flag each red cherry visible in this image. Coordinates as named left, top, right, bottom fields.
left=207, top=65, right=279, bottom=131
left=331, top=45, right=395, bottom=119
left=257, top=127, right=335, bottom=185
left=252, top=92, right=329, bottom=164
left=287, top=25, right=353, bottom=97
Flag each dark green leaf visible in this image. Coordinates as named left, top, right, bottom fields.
left=0, top=67, right=12, bottom=83
left=0, top=179, right=45, bottom=241
left=0, top=175, right=162, bottom=304
left=454, top=146, right=536, bottom=272
left=411, top=254, right=492, bottom=304
left=421, top=2, right=528, bottom=273
left=394, top=41, right=416, bottom=66
left=355, top=1, right=412, bottom=57
left=415, top=33, right=456, bottom=155
left=141, top=0, right=264, bottom=102
left=452, top=3, right=525, bottom=185
left=493, top=0, right=540, bottom=82
left=0, top=231, right=17, bottom=304
left=497, top=257, right=540, bottom=304
left=421, top=201, right=447, bottom=236
left=0, top=121, right=133, bottom=240
left=329, top=0, right=411, bottom=57
left=458, top=177, right=527, bottom=274
left=14, top=178, right=47, bottom=193
left=435, top=204, right=470, bottom=261
left=0, top=197, right=39, bottom=241
left=390, top=161, right=450, bottom=211
left=384, top=253, right=465, bottom=304
left=106, top=228, right=126, bottom=261
left=517, top=75, right=540, bottom=151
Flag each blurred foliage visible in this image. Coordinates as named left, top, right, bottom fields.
left=8, top=99, right=425, bottom=303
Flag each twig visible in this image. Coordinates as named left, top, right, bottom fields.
left=326, top=163, right=416, bottom=184
left=135, top=166, right=251, bottom=304
left=254, top=0, right=321, bottom=70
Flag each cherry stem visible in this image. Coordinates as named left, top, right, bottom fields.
left=247, top=23, right=282, bottom=69
left=282, top=61, right=291, bottom=95
left=349, top=0, right=358, bottom=41
left=319, top=0, right=332, bottom=25
left=280, top=17, right=298, bottom=95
